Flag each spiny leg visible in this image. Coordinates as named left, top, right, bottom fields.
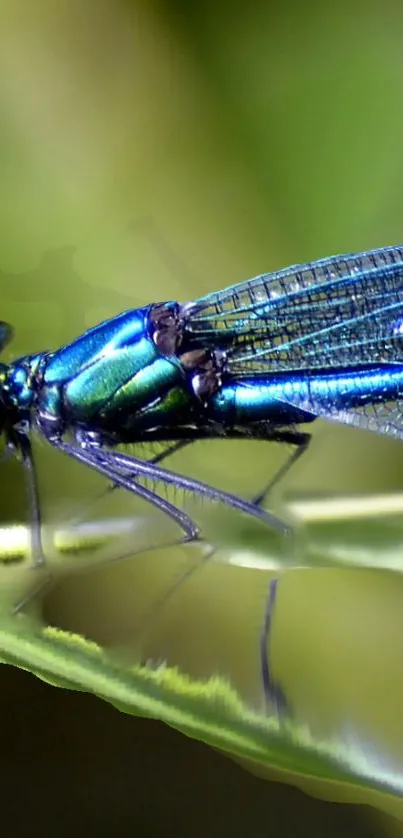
left=16, top=430, right=300, bottom=653
left=2, top=430, right=45, bottom=568
left=83, top=435, right=302, bottom=647
left=13, top=440, right=199, bottom=615
left=52, top=439, right=201, bottom=542
left=94, top=448, right=291, bottom=536
left=63, top=431, right=299, bottom=548
left=12, top=432, right=51, bottom=615
left=250, top=430, right=311, bottom=507
left=74, top=434, right=305, bottom=696
left=55, top=441, right=210, bottom=636
left=61, top=438, right=214, bottom=640
left=180, top=428, right=309, bottom=708
left=89, top=438, right=297, bottom=646
left=128, top=429, right=308, bottom=675
left=260, top=577, right=288, bottom=715
left=47, top=438, right=289, bottom=647
left=250, top=430, right=310, bottom=711
left=64, top=432, right=306, bottom=689
left=195, top=432, right=309, bottom=712
left=18, top=433, right=46, bottom=569
left=65, top=440, right=193, bottom=528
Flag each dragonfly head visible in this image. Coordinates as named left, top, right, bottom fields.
left=0, top=354, right=43, bottom=416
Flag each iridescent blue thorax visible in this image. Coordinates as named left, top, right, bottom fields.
left=1, top=303, right=223, bottom=444
left=37, top=304, right=191, bottom=439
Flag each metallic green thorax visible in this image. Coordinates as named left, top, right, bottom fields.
left=42, top=305, right=197, bottom=438
left=4, top=304, right=203, bottom=442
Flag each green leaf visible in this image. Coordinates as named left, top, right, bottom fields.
left=1, top=500, right=403, bottom=823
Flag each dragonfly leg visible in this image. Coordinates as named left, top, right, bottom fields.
left=10, top=432, right=51, bottom=615
left=17, top=433, right=46, bottom=569
left=260, top=576, right=289, bottom=715
left=59, top=436, right=219, bottom=641
left=13, top=441, right=198, bottom=615
left=197, top=430, right=310, bottom=564
left=12, top=573, right=53, bottom=615
left=62, top=431, right=290, bottom=538
left=249, top=430, right=309, bottom=711
left=149, top=439, right=193, bottom=466
left=46, top=438, right=289, bottom=647
left=100, top=448, right=291, bottom=536
left=251, top=430, right=311, bottom=508
left=86, top=445, right=292, bottom=642
left=51, top=438, right=201, bottom=542
left=65, top=439, right=194, bottom=528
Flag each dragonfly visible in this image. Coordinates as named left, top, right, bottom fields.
left=1, top=244, right=403, bottom=703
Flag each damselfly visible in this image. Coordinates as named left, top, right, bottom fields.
left=1, top=244, right=403, bottom=569
left=2, top=243, right=403, bottom=709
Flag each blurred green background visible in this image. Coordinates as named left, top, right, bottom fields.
left=1, top=0, right=403, bottom=835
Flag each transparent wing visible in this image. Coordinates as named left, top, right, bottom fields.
left=185, top=246, right=403, bottom=372
left=307, top=401, right=403, bottom=440
left=265, top=380, right=403, bottom=440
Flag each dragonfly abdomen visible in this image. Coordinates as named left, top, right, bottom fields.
left=208, top=365, right=403, bottom=430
